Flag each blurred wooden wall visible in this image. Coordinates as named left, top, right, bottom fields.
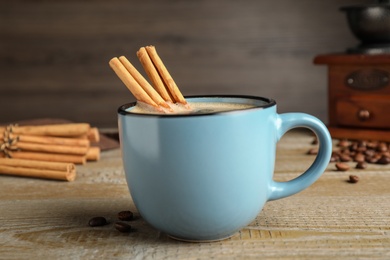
left=0, top=0, right=370, bottom=128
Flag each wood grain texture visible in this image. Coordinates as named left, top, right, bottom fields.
left=0, top=130, right=389, bottom=259
left=0, top=0, right=371, bottom=127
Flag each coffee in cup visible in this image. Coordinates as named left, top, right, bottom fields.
left=128, top=98, right=257, bottom=115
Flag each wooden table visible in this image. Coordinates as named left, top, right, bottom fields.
left=1, top=130, right=389, bottom=259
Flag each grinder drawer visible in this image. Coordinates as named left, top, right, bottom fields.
left=336, top=97, right=390, bottom=129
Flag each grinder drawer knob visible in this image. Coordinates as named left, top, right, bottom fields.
left=357, top=109, right=371, bottom=121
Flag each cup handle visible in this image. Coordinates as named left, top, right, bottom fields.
left=268, top=113, right=332, bottom=201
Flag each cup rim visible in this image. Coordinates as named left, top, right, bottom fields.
left=118, top=95, right=276, bottom=117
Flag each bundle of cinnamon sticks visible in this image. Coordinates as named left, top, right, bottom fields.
left=109, top=45, right=188, bottom=112
left=0, top=123, right=101, bottom=181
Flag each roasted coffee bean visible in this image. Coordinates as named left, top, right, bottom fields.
left=366, top=156, right=379, bottom=164
left=118, top=210, right=134, bottom=221
left=356, top=146, right=367, bottom=152
left=377, top=155, right=390, bottom=165
left=354, top=153, right=365, bottom=163
left=356, top=161, right=367, bottom=169
left=88, top=216, right=108, bottom=227
left=377, top=143, right=388, bottom=153
left=340, top=154, right=352, bottom=162
left=366, top=141, right=378, bottom=149
left=348, top=175, right=359, bottom=183
left=364, top=149, right=376, bottom=157
left=337, top=139, right=350, bottom=148
left=335, top=162, right=350, bottom=171
left=383, top=151, right=390, bottom=157
left=340, top=148, right=351, bottom=155
left=349, top=143, right=358, bottom=152
left=115, top=221, right=132, bottom=233
left=357, top=140, right=367, bottom=147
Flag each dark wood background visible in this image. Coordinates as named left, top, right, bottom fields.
left=0, top=0, right=370, bottom=128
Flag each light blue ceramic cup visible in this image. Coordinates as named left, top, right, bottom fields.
left=118, top=95, right=332, bottom=242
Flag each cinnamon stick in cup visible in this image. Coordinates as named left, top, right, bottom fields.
left=109, top=57, right=161, bottom=110
left=145, top=46, right=187, bottom=105
left=110, top=45, right=189, bottom=113
left=137, top=47, right=173, bottom=102
left=118, top=56, right=172, bottom=110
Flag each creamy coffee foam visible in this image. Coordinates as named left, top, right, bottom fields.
left=129, top=101, right=256, bottom=115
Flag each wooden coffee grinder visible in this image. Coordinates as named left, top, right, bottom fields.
left=314, top=1, right=390, bottom=141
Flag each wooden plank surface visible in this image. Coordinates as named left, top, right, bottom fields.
left=0, top=0, right=371, bottom=127
left=0, top=130, right=389, bottom=259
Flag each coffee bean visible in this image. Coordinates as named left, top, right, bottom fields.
left=118, top=210, right=134, bottom=221
left=366, top=141, right=378, bottom=149
left=356, top=161, right=367, bottom=169
left=377, top=143, right=388, bottom=153
left=354, top=153, right=365, bottom=163
left=356, top=146, right=367, bottom=152
left=115, top=221, right=132, bottom=233
left=88, top=216, right=108, bottom=227
left=340, top=148, right=351, bottom=155
left=364, top=149, right=376, bottom=157
left=336, top=162, right=350, bottom=171
left=377, top=155, right=390, bottom=165
left=349, top=143, right=358, bottom=152
left=366, top=156, right=379, bottom=164
left=348, top=175, right=359, bottom=183
left=337, top=139, right=350, bottom=148
left=357, top=140, right=367, bottom=147
left=340, top=154, right=352, bottom=162
left=311, top=137, right=318, bottom=145
left=383, top=151, right=390, bottom=157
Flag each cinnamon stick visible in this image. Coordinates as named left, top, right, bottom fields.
left=145, top=46, right=187, bottom=104
left=16, top=142, right=89, bottom=155
left=118, top=56, right=172, bottom=109
left=87, top=127, right=100, bottom=143
left=0, top=165, right=76, bottom=181
left=0, top=123, right=91, bottom=137
left=8, top=151, right=86, bottom=165
left=109, top=57, right=160, bottom=109
left=137, top=47, right=173, bottom=102
left=0, top=158, right=75, bottom=172
left=2, top=134, right=90, bottom=147
left=86, top=146, right=100, bottom=161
